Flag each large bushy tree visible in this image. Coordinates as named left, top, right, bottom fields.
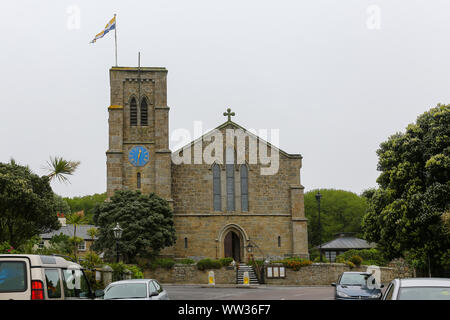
left=362, top=104, right=450, bottom=273
left=92, top=190, right=176, bottom=263
left=0, top=161, right=60, bottom=247
left=305, top=189, right=368, bottom=248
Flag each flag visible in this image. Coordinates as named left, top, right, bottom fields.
left=90, top=16, right=116, bottom=44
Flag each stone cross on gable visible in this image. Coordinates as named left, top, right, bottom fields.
left=223, top=108, right=235, bottom=122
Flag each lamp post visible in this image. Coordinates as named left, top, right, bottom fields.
left=315, top=191, right=323, bottom=262
left=112, top=223, right=123, bottom=263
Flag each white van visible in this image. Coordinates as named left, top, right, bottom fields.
left=0, top=254, right=97, bottom=300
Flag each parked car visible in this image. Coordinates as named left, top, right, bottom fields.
left=98, top=279, right=169, bottom=300
left=331, top=272, right=384, bottom=300
left=382, top=278, right=450, bottom=300
left=0, top=254, right=97, bottom=300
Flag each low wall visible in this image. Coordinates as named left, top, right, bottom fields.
left=143, top=264, right=236, bottom=284
left=265, top=263, right=413, bottom=286
left=143, top=263, right=413, bottom=285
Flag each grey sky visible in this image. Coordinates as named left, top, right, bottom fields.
left=1, top=0, right=449, bottom=198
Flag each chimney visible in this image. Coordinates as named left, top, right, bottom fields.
left=57, top=213, right=66, bottom=226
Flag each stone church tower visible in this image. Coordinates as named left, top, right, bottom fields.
left=106, top=67, right=172, bottom=202
left=106, top=66, right=308, bottom=262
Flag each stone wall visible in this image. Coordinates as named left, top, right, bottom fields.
left=143, top=264, right=236, bottom=284
left=143, top=263, right=414, bottom=285
left=265, top=263, right=414, bottom=286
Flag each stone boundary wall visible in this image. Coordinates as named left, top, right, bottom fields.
left=143, top=264, right=236, bottom=284
left=265, top=263, right=413, bottom=286
left=143, top=263, right=413, bottom=285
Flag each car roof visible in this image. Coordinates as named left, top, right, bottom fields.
left=0, top=254, right=81, bottom=269
left=398, top=278, right=450, bottom=287
left=341, top=272, right=371, bottom=275
left=108, top=279, right=156, bottom=285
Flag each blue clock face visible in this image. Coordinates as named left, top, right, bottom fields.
left=128, top=146, right=150, bottom=167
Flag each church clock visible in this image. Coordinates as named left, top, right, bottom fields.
left=128, top=146, right=150, bottom=167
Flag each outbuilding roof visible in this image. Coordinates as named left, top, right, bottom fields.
left=319, top=236, right=376, bottom=250
left=40, top=224, right=98, bottom=241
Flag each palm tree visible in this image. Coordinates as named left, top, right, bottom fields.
left=66, top=211, right=88, bottom=262
left=44, top=156, right=80, bottom=184
left=87, top=228, right=98, bottom=252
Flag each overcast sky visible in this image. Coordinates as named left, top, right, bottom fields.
left=1, top=0, right=449, bottom=198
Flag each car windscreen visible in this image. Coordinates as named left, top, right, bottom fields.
left=0, top=261, right=27, bottom=292
left=398, top=287, right=450, bottom=300
left=104, top=283, right=147, bottom=299
left=339, top=273, right=369, bottom=286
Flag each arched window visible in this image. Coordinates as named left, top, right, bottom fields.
left=226, top=147, right=235, bottom=211
left=278, top=236, right=281, bottom=248
left=184, top=237, right=188, bottom=249
left=140, top=97, right=148, bottom=126
left=137, top=172, right=141, bottom=189
left=213, top=164, right=221, bottom=211
left=240, top=164, right=248, bottom=212
left=130, top=97, right=137, bottom=126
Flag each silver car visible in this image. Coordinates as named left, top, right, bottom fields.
left=99, top=279, right=169, bottom=300
left=382, top=278, right=450, bottom=300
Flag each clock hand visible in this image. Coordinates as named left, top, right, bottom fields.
left=138, top=150, right=141, bottom=162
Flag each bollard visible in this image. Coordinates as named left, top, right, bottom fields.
left=243, top=271, right=250, bottom=286
left=208, top=271, right=215, bottom=286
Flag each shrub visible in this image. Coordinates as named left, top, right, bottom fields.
left=177, top=258, right=195, bottom=265
left=335, top=249, right=387, bottom=266
left=313, top=256, right=329, bottom=263
left=196, top=258, right=222, bottom=271
left=345, top=261, right=356, bottom=269
left=0, top=241, right=18, bottom=254
left=272, top=257, right=312, bottom=271
left=218, top=257, right=234, bottom=267
left=349, top=255, right=363, bottom=267
left=126, top=264, right=144, bottom=279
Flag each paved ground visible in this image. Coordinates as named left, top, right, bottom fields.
left=164, top=285, right=335, bottom=300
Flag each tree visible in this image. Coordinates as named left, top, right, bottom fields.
left=66, top=211, right=88, bottom=262
left=87, top=227, right=98, bottom=252
left=0, top=161, right=60, bottom=248
left=44, top=156, right=80, bottom=184
left=53, top=194, right=71, bottom=215
left=362, top=104, right=450, bottom=274
left=92, top=190, right=176, bottom=263
left=304, top=189, right=368, bottom=248
left=64, top=193, right=107, bottom=224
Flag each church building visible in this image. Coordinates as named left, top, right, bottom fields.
left=106, top=66, right=309, bottom=262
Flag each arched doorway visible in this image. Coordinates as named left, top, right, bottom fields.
left=224, top=231, right=241, bottom=262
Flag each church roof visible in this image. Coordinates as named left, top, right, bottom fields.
left=172, top=117, right=303, bottom=160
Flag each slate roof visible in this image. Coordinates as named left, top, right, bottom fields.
left=40, top=224, right=98, bottom=240
left=319, top=236, right=376, bottom=250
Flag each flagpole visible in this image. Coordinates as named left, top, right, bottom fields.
left=114, top=13, right=118, bottom=66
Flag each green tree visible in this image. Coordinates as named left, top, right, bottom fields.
left=0, top=161, right=60, bottom=248
left=66, top=211, right=88, bottom=262
left=87, top=227, right=98, bottom=252
left=305, top=189, right=368, bottom=248
left=92, top=190, right=176, bottom=263
left=362, top=104, right=450, bottom=275
left=64, top=193, right=107, bottom=224
left=44, top=156, right=80, bottom=184
left=53, top=194, right=71, bottom=215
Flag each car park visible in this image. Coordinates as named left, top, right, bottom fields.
left=0, top=254, right=95, bottom=300
left=382, top=278, right=450, bottom=300
left=331, top=271, right=384, bottom=300
left=98, top=279, right=169, bottom=300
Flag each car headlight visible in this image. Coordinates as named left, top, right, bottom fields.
left=337, top=291, right=351, bottom=298
left=370, top=293, right=382, bottom=299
